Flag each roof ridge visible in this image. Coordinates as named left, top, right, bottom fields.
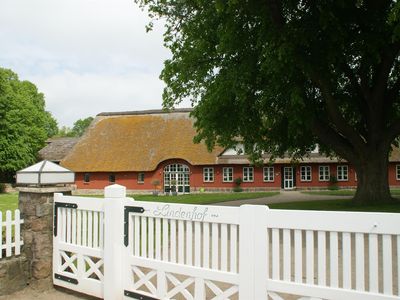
left=97, top=108, right=193, bottom=117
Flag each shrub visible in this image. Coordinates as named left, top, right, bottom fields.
left=0, top=183, right=6, bottom=193
left=233, top=186, right=243, bottom=193
left=234, top=177, right=242, bottom=187
left=328, top=175, right=339, bottom=190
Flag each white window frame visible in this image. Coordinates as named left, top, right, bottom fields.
left=84, top=173, right=90, bottom=183
left=137, top=172, right=144, bottom=183
left=203, top=167, right=214, bottom=182
left=319, top=165, right=330, bottom=181
left=223, top=167, right=233, bottom=182
left=243, top=167, right=254, bottom=182
left=300, top=166, right=312, bottom=182
left=396, top=165, right=400, bottom=180
left=337, top=165, right=348, bottom=181
left=263, top=167, right=274, bottom=182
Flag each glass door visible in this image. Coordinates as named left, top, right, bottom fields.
left=284, top=167, right=294, bottom=189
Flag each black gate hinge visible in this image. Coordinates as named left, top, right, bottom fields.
left=124, top=206, right=145, bottom=246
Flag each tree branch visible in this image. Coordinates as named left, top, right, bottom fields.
left=310, top=74, right=366, bottom=152
left=371, top=41, right=400, bottom=103
left=385, top=118, right=400, bottom=145
left=266, top=0, right=285, bottom=28
left=311, top=119, right=359, bottom=163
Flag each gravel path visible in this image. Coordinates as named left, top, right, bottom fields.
left=214, top=190, right=351, bottom=206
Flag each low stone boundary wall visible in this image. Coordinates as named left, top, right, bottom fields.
left=0, top=255, right=29, bottom=296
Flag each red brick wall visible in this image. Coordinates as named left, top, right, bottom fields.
left=75, top=160, right=400, bottom=191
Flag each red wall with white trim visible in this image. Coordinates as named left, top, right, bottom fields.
left=74, top=160, right=400, bottom=191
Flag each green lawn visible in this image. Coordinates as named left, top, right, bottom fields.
left=0, top=193, right=18, bottom=212
left=129, top=191, right=279, bottom=205
left=269, top=198, right=400, bottom=212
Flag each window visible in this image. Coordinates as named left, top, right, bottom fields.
left=263, top=167, right=274, bottom=182
left=337, top=165, right=348, bottom=181
left=223, top=167, right=233, bottom=182
left=300, top=166, right=312, bottom=182
left=203, top=167, right=214, bottom=182
left=84, top=173, right=90, bottom=183
left=319, top=166, right=330, bottom=181
left=109, top=174, right=115, bottom=183
left=137, top=172, right=145, bottom=183
left=396, top=165, right=400, bottom=180
left=243, top=167, right=254, bottom=182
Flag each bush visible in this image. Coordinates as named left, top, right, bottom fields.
left=328, top=175, right=338, bottom=190
left=0, top=183, right=6, bottom=193
left=233, top=186, right=243, bottom=192
left=234, top=177, right=242, bottom=186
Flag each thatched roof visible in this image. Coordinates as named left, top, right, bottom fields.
left=218, top=147, right=400, bottom=164
left=39, top=137, right=79, bottom=163
left=61, top=109, right=223, bottom=172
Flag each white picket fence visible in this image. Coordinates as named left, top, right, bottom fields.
left=53, top=184, right=400, bottom=300
left=0, top=209, right=24, bottom=258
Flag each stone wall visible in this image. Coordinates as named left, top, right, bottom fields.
left=14, top=187, right=72, bottom=292
left=0, top=256, right=29, bottom=296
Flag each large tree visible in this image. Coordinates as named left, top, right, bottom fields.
left=0, top=68, right=57, bottom=180
left=56, top=117, right=94, bottom=137
left=137, top=0, right=400, bottom=204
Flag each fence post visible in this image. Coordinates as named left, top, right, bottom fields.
left=239, top=205, right=269, bottom=299
left=104, top=184, right=126, bottom=300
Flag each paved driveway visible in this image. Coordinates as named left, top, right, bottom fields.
left=214, top=190, right=352, bottom=206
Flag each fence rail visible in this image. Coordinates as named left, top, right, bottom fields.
left=0, top=209, right=24, bottom=258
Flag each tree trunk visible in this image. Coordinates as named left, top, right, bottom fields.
left=353, top=150, right=395, bottom=205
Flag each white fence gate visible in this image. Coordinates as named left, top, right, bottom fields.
left=53, top=184, right=400, bottom=299
left=1, top=209, right=23, bottom=258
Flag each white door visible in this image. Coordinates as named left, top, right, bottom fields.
left=284, top=167, right=294, bottom=189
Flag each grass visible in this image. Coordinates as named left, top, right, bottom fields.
left=269, top=198, right=400, bottom=213
left=128, top=191, right=279, bottom=205
left=0, top=193, right=18, bottom=212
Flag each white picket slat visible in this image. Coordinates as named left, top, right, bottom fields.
left=212, top=223, right=219, bottom=270
left=330, top=231, right=339, bottom=288
left=14, top=210, right=21, bottom=255
left=230, top=224, right=237, bottom=273
left=155, top=218, right=161, bottom=260
left=203, top=222, right=210, bottom=269
left=382, top=234, right=392, bottom=295
left=178, top=220, right=184, bottom=264
left=186, top=221, right=192, bottom=265
left=369, top=233, right=379, bottom=293
left=148, top=217, right=154, bottom=259
left=5, top=210, right=11, bottom=257
left=170, top=219, right=176, bottom=263
left=317, top=231, right=326, bottom=286
left=194, top=221, right=201, bottom=267
left=306, top=230, right=314, bottom=284
left=294, top=229, right=302, bottom=283
left=355, top=233, right=365, bottom=291
left=281, top=229, right=290, bottom=281
left=272, top=228, right=280, bottom=280
left=342, top=232, right=351, bottom=289
left=221, top=223, right=228, bottom=272
left=162, top=218, right=169, bottom=261
left=0, top=212, right=2, bottom=259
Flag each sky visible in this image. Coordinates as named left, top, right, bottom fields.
left=0, top=0, right=190, bottom=127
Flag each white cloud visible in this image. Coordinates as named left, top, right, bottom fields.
left=0, top=0, right=189, bottom=127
